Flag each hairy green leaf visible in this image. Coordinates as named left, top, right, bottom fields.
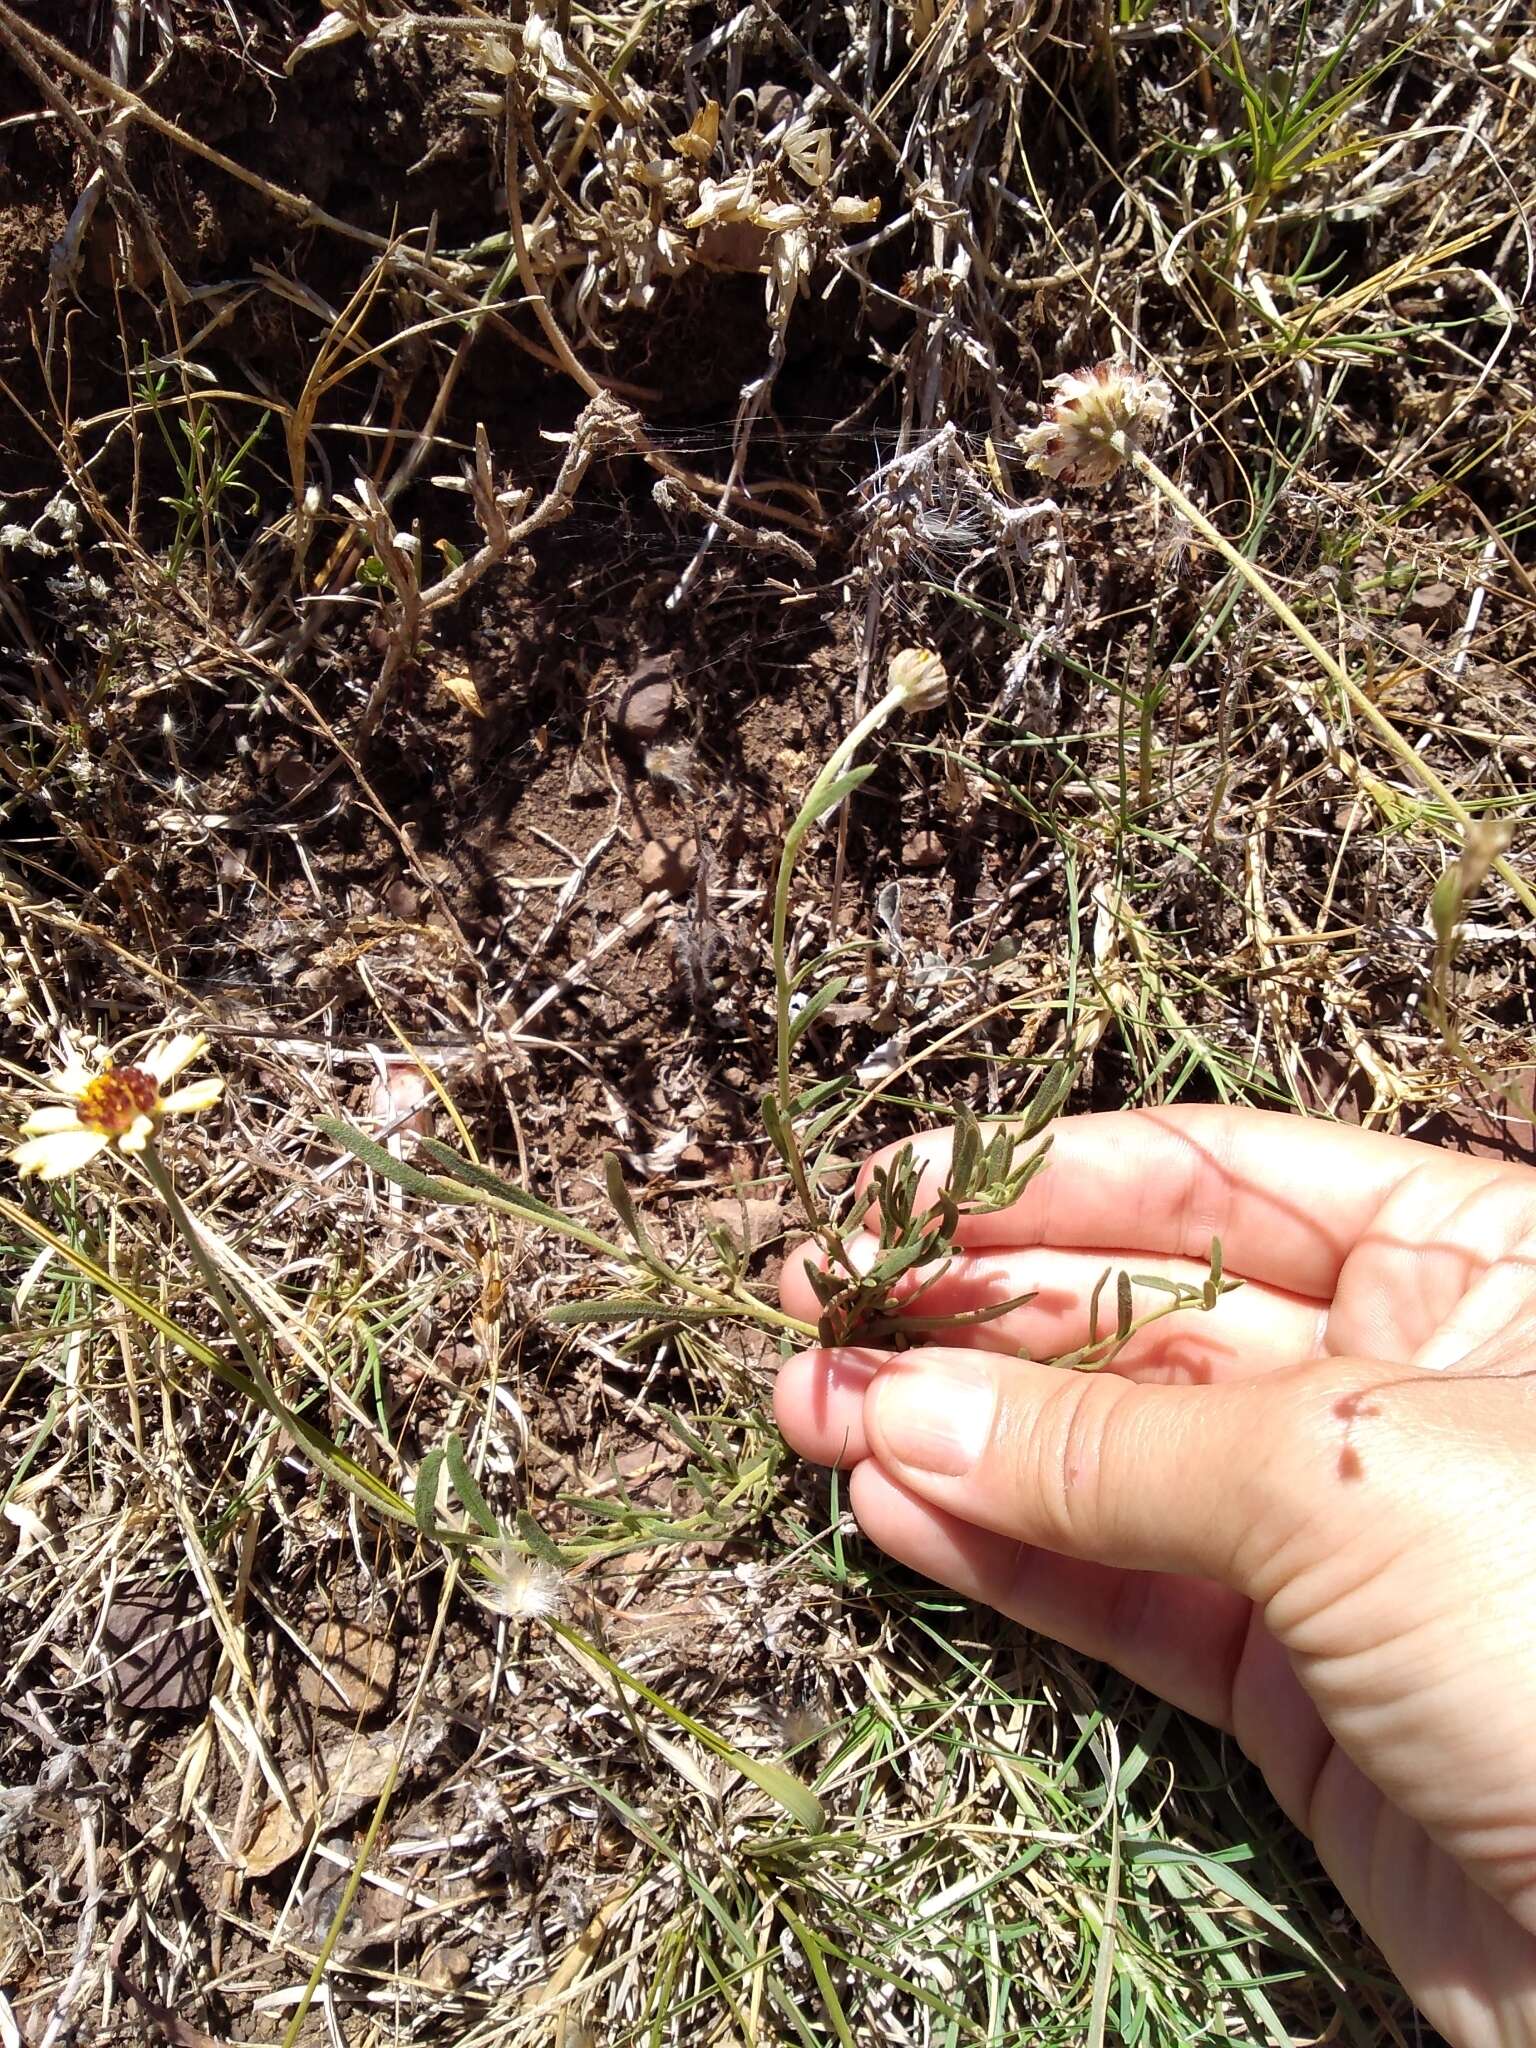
left=414, top=1446, right=446, bottom=1541
left=445, top=1432, right=500, bottom=1539
left=317, top=1118, right=476, bottom=1204
left=543, top=1295, right=723, bottom=1328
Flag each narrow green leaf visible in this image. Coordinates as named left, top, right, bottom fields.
left=445, top=1432, right=500, bottom=1539
left=416, top=1141, right=566, bottom=1225
left=788, top=976, right=851, bottom=1048
left=774, top=1893, right=857, bottom=2048
left=414, top=1139, right=623, bottom=1256
left=1087, top=1265, right=1110, bottom=1347
left=801, top=1101, right=852, bottom=1149
left=601, top=1156, right=674, bottom=1281
left=947, top=1107, right=980, bottom=1200
left=543, top=1295, right=723, bottom=1328
left=882, top=1289, right=1037, bottom=1333
left=1115, top=1269, right=1134, bottom=1342
left=1128, top=1273, right=1190, bottom=1298
left=550, top=1618, right=824, bottom=1832
left=603, top=1152, right=644, bottom=1242
left=759, top=1091, right=795, bottom=1170
left=318, top=1117, right=476, bottom=1204
left=517, top=1510, right=567, bottom=1567
left=797, top=761, right=876, bottom=834
left=1019, top=1057, right=1074, bottom=1139
left=790, top=1076, right=845, bottom=1116
left=729, top=1752, right=824, bottom=1834
left=871, top=1236, right=942, bottom=1285
left=414, top=1447, right=446, bottom=1541
left=788, top=939, right=865, bottom=995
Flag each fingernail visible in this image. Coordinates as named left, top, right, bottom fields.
left=868, top=1359, right=995, bottom=1476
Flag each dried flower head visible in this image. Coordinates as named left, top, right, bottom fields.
left=1018, top=359, right=1172, bottom=487
left=10, top=1032, right=223, bottom=1180
left=888, top=646, right=949, bottom=713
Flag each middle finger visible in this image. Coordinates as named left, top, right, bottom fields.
left=781, top=1235, right=1329, bottom=1382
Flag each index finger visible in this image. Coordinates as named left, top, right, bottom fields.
left=858, top=1105, right=1464, bottom=1298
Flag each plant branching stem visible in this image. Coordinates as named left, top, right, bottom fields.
left=772, top=683, right=907, bottom=1115
left=1123, top=441, right=1536, bottom=921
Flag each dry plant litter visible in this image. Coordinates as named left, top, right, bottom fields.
left=1, top=0, right=1534, bottom=2040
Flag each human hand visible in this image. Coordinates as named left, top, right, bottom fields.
left=774, top=1106, right=1536, bottom=2048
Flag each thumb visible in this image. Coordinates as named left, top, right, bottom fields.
left=861, top=1346, right=1371, bottom=1594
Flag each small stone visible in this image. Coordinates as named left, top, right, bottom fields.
left=422, top=1945, right=474, bottom=1992
left=300, top=1619, right=397, bottom=1720
left=638, top=834, right=698, bottom=895
left=566, top=752, right=608, bottom=802
left=756, top=81, right=799, bottom=127
left=261, top=745, right=311, bottom=800
left=702, top=1196, right=782, bottom=1251
left=902, top=828, right=947, bottom=869
left=609, top=664, right=674, bottom=745
left=102, top=1584, right=217, bottom=1716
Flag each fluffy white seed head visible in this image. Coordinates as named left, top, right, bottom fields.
left=477, top=1554, right=565, bottom=1622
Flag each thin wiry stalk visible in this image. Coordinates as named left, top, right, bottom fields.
left=1123, top=440, right=1536, bottom=921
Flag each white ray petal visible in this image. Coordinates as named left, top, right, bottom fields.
left=20, top=1106, right=88, bottom=1136
left=142, top=1032, right=208, bottom=1085
left=11, top=1129, right=110, bottom=1179
left=161, top=1079, right=224, bottom=1116
left=45, top=1062, right=96, bottom=1099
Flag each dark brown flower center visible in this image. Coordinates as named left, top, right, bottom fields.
left=77, top=1066, right=161, bottom=1136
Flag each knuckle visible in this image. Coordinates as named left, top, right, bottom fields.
left=1013, top=1368, right=1129, bottom=1554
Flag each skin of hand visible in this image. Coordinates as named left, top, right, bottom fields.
left=773, top=1106, right=1536, bottom=2048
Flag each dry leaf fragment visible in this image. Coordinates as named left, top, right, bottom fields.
left=899, top=0, right=938, bottom=40
left=284, top=9, right=360, bottom=73
left=672, top=100, right=719, bottom=162
left=242, top=1729, right=406, bottom=1876
left=437, top=671, right=485, bottom=718
left=781, top=121, right=832, bottom=187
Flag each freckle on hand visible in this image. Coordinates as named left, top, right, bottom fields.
left=1332, top=1391, right=1380, bottom=1482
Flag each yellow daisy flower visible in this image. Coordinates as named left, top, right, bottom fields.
left=10, top=1032, right=224, bottom=1180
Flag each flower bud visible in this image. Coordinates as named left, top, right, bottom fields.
left=888, top=646, right=949, bottom=713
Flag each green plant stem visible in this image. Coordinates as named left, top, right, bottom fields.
left=772, top=682, right=907, bottom=1115
left=138, top=1143, right=271, bottom=1389
left=135, top=1146, right=427, bottom=1527
left=1123, top=441, right=1536, bottom=921
left=649, top=1266, right=816, bottom=1340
